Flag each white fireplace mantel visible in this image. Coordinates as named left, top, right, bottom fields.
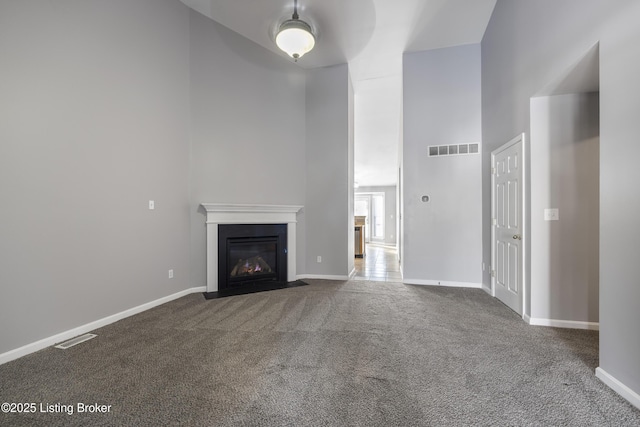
left=201, top=203, right=303, bottom=292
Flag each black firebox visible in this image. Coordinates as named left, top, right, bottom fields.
left=218, top=224, right=287, bottom=291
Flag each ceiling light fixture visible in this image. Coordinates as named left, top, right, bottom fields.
left=275, top=0, right=315, bottom=62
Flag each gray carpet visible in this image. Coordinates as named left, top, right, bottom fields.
left=1, top=279, right=639, bottom=426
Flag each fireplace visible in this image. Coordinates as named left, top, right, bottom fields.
left=201, top=204, right=303, bottom=293
left=218, top=224, right=287, bottom=290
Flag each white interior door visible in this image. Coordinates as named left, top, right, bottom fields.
left=492, top=134, right=524, bottom=316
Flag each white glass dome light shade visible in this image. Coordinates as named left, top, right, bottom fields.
left=276, top=19, right=315, bottom=60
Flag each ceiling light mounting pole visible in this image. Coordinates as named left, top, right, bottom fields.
left=275, top=0, right=316, bottom=62
left=292, top=0, right=299, bottom=20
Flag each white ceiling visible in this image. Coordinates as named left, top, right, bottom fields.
left=180, top=0, right=497, bottom=187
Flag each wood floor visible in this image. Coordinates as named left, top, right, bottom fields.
left=354, top=243, right=402, bottom=282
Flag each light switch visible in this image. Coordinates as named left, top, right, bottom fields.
left=149, top=200, right=155, bottom=210
left=544, top=208, right=559, bottom=221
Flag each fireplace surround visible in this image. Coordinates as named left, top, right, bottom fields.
left=201, top=204, right=303, bottom=293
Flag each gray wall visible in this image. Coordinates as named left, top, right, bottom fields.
left=530, top=93, right=599, bottom=323
left=0, top=1, right=354, bottom=359
left=188, top=11, right=307, bottom=285
left=356, top=186, right=398, bottom=245
left=402, top=45, right=483, bottom=285
left=0, top=0, right=192, bottom=354
left=347, top=75, right=356, bottom=269
left=305, top=64, right=352, bottom=277
left=482, top=0, right=640, bottom=399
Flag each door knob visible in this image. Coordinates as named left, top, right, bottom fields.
left=512, top=235, right=522, bottom=240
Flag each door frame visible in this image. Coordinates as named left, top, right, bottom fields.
left=491, top=133, right=527, bottom=319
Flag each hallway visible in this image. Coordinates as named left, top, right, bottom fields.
left=354, top=243, right=402, bottom=282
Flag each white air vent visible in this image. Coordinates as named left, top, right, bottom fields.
left=429, top=143, right=480, bottom=157
left=54, top=333, right=97, bottom=350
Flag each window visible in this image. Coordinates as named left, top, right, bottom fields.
left=355, top=193, right=385, bottom=242
left=372, top=194, right=385, bottom=240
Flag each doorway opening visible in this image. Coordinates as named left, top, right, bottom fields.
left=529, top=91, right=600, bottom=327
left=527, top=43, right=600, bottom=328
left=354, top=186, right=400, bottom=281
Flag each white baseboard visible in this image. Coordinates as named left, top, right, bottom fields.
left=482, top=285, right=492, bottom=295
left=298, top=274, right=350, bottom=281
left=348, top=267, right=356, bottom=279
left=526, top=316, right=599, bottom=330
left=596, top=367, right=640, bottom=410
left=0, top=286, right=206, bottom=366
left=403, top=279, right=483, bottom=289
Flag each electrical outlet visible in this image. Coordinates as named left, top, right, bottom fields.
left=149, top=200, right=155, bottom=210
left=168, top=269, right=174, bottom=279
left=317, top=256, right=322, bottom=263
